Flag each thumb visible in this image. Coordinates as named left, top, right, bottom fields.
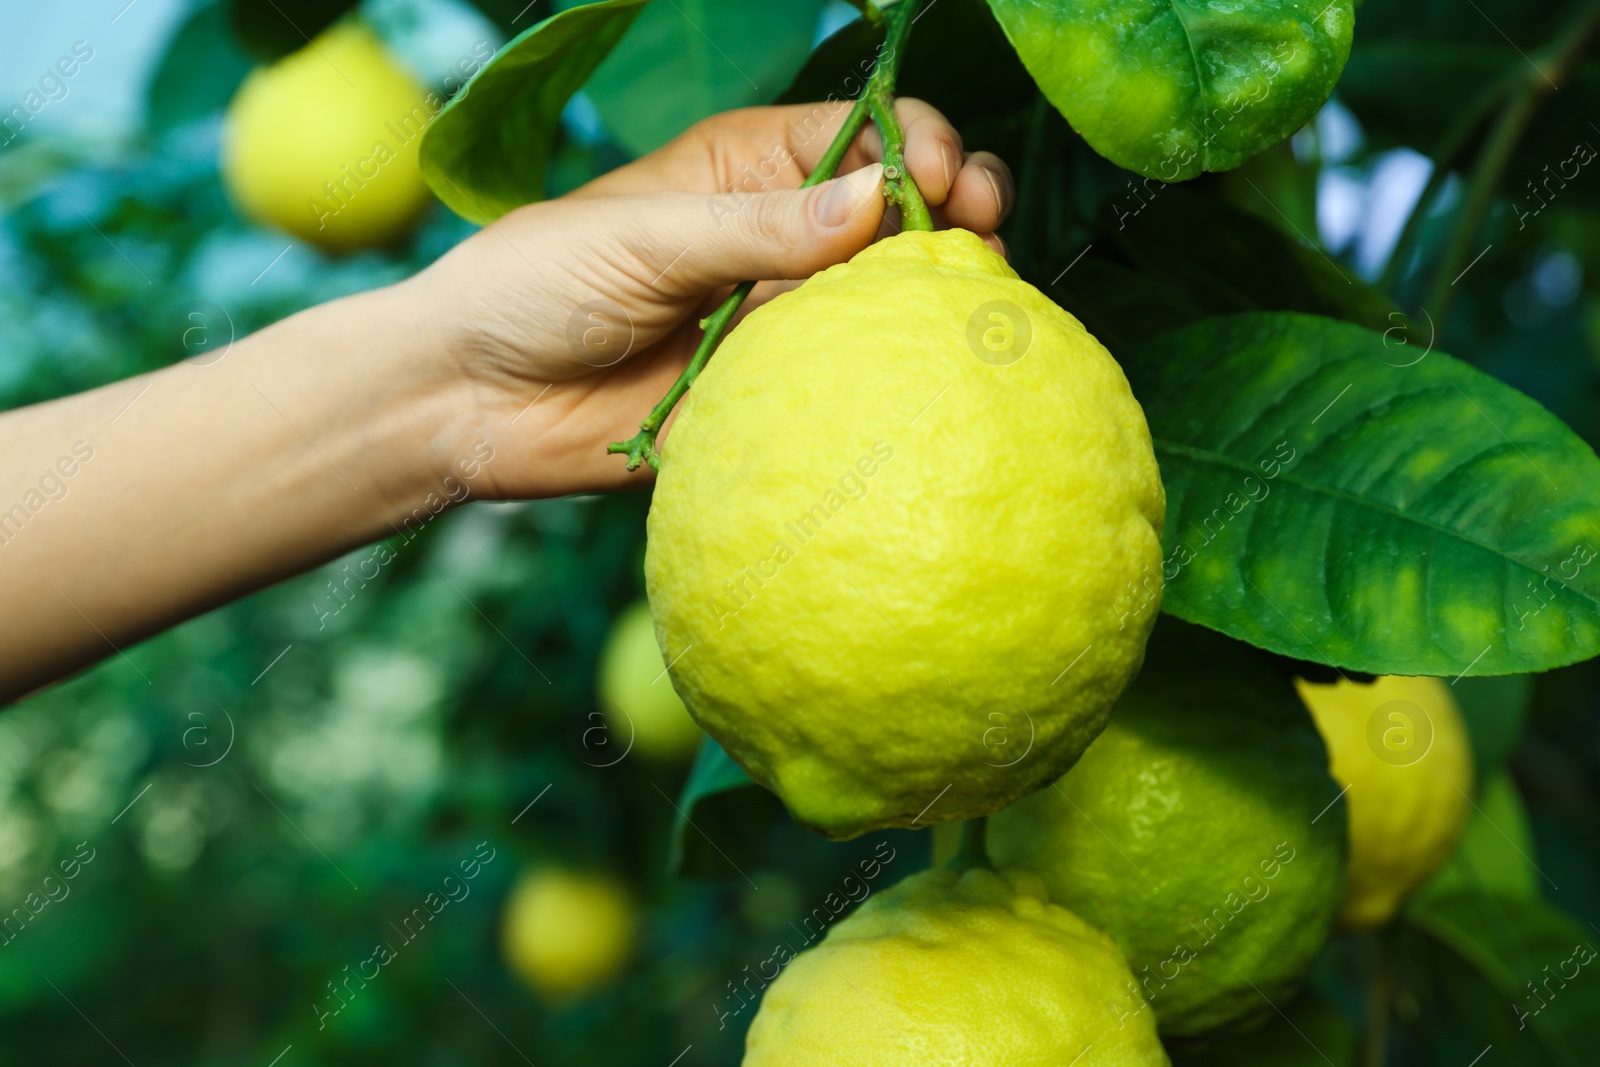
left=620, top=163, right=887, bottom=297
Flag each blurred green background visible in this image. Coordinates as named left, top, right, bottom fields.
left=1, top=0, right=1598, bottom=1064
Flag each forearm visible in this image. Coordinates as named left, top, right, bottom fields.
left=0, top=278, right=477, bottom=700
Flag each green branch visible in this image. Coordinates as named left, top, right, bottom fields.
left=607, top=0, right=928, bottom=471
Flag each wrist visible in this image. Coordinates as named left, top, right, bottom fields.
left=272, top=279, right=496, bottom=525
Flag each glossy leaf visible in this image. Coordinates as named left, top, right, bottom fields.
left=984, top=0, right=1354, bottom=179
left=419, top=0, right=647, bottom=224
left=572, top=0, right=826, bottom=155
left=1126, top=312, right=1600, bottom=676
left=1407, top=892, right=1600, bottom=1067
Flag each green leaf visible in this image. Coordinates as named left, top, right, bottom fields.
left=419, top=0, right=647, bottom=224
left=228, top=0, right=360, bottom=61
left=1417, top=770, right=1543, bottom=904
left=1126, top=312, right=1600, bottom=676
left=1406, top=892, right=1600, bottom=1066
left=571, top=0, right=826, bottom=156
left=146, top=3, right=254, bottom=135
left=669, top=739, right=781, bottom=879
left=983, top=0, right=1354, bottom=179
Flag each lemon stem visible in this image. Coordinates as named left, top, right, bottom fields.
left=607, top=0, right=926, bottom=471
left=948, top=817, right=992, bottom=872
left=867, top=0, right=933, bottom=232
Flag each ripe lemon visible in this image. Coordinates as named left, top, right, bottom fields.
left=1295, top=674, right=1474, bottom=929
left=222, top=22, right=435, bottom=251
left=987, top=621, right=1346, bottom=1036
left=597, top=599, right=704, bottom=761
left=743, top=867, right=1170, bottom=1065
left=500, top=868, right=636, bottom=999
left=647, top=228, right=1165, bottom=839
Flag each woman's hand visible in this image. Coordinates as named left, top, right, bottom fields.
left=0, top=98, right=1010, bottom=699
left=410, top=98, right=1014, bottom=499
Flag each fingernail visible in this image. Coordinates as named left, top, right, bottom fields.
left=817, top=163, right=884, bottom=228
left=982, top=165, right=1013, bottom=218
left=940, top=142, right=957, bottom=192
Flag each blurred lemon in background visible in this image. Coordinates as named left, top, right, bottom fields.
left=222, top=22, right=434, bottom=251
left=501, top=868, right=636, bottom=999
left=1296, top=674, right=1475, bottom=929
left=598, top=599, right=703, bottom=761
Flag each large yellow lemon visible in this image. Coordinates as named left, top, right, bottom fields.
left=647, top=229, right=1165, bottom=839
left=222, top=22, right=435, bottom=251
left=743, top=867, right=1170, bottom=1065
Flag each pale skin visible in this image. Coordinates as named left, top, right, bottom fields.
left=0, top=99, right=1013, bottom=701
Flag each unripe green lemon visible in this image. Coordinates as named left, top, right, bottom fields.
left=1295, top=674, right=1474, bottom=930
left=647, top=229, right=1165, bottom=839
left=987, top=622, right=1346, bottom=1037
left=222, top=22, right=435, bottom=251
left=500, top=868, right=636, bottom=999
left=743, top=867, right=1170, bottom=1066
left=597, top=599, right=704, bottom=761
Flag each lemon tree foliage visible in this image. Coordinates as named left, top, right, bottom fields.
left=20, top=0, right=1600, bottom=1062
left=1416, top=770, right=1541, bottom=904
left=1405, top=893, right=1600, bottom=1067
left=1097, top=186, right=1398, bottom=334
left=984, top=0, right=1354, bottom=179
left=1339, top=0, right=1600, bottom=169
left=669, top=738, right=784, bottom=879
left=419, top=0, right=647, bottom=223
left=1125, top=312, right=1600, bottom=677
left=147, top=3, right=253, bottom=136
left=569, top=0, right=827, bottom=155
